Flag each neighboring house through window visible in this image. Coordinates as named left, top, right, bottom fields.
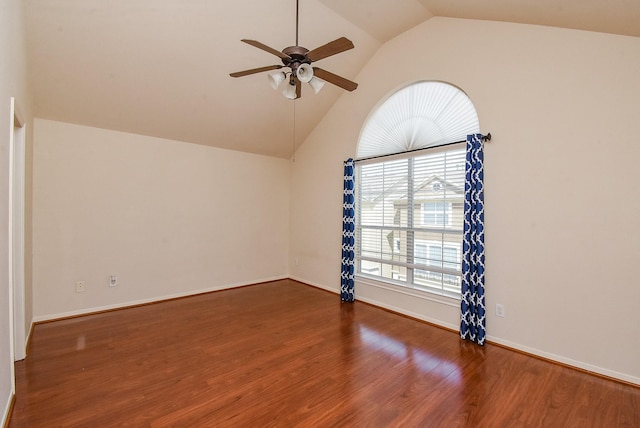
left=423, top=201, right=451, bottom=227
left=355, top=81, right=479, bottom=298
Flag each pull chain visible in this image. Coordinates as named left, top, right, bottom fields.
left=292, top=98, right=296, bottom=163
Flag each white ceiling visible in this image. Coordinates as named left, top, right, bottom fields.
left=25, top=0, right=640, bottom=158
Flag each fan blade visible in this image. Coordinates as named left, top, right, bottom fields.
left=230, top=65, right=283, bottom=78
left=241, top=39, right=290, bottom=60
left=306, top=37, right=354, bottom=62
left=296, top=78, right=301, bottom=99
left=312, top=67, right=358, bottom=92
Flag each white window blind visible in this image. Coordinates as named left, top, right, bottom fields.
left=357, top=82, right=479, bottom=158
left=355, top=144, right=465, bottom=297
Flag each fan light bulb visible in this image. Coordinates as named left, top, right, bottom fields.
left=308, top=77, right=325, bottom=94
left=267, top=71, right=286, bottom=89
left=296, top=63, right=313, bottom=83
left=282, top=81, right=297, bottom=100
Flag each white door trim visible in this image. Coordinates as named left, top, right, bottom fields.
left=9, top=97, right=26, bottom=368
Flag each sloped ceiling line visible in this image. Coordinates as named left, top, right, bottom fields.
left=26, top=0, right=640, bottom=159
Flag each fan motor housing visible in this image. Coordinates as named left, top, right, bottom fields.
left=282, top=46, right=310, bottom=66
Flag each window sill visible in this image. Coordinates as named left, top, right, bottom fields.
left=355, top=275, right=461, bottom=308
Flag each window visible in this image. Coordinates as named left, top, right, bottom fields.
left=355, top=81, right=479, bottom=298
left=356, top=146, right=465, bottom=296
left=423, top=201, right=451, bottom=227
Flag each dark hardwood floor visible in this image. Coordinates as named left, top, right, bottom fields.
left=9, top=280, right=640, bottom=427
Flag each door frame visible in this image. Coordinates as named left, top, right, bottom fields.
left=9, top=96, right=26, bottom=369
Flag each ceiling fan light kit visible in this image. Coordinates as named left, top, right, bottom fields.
left=230, top=0, right=358, bottom=100
left=308, top=76, right=325, bottom=94
left=282, top=78, right=298, bottom=100
left=268, top=71, right=287, bottom=90
left=296, top=63, right=313, bottom=83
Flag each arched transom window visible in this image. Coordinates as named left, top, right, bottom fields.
left=357, top=81, right=479, bottom=158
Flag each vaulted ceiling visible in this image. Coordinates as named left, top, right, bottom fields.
left=25, top=0, right=640, bottom=158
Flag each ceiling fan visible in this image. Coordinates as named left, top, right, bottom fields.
left=229, top=0, right=358, bottom=99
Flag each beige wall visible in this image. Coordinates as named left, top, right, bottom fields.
left=1, top=0, right=33, bottom=424
left=32, top=120, right=290, bottom=320
left=16, top=11, right=640, bottom=401
left=290, top=17, right=640, bottom=384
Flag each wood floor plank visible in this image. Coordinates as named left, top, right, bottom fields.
left=9, top=280, right=640, bottom=427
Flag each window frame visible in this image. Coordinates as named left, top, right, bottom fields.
left=354, top=143, right=465, bottom=300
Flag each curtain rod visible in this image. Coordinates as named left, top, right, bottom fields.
left=354, top=132, right=492, bottom=163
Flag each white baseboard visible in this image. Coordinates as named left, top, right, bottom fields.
left=290, top=275, right=459, bottom=330
left=356, top=294, right=460, bottom=331
left=2, top=392, right=14, bottom=428
left=289, top=275, right=339, bottom=294
left=26, top=321, right=34, bottom=347
left=486, top=335, right=640, bottom=386
left=290, top=276, right=639, bottom=386
left=33, top=276, right=288, bottom=323
left=30, top=275, right=640, bottom=387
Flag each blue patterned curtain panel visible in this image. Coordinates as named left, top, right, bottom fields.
left=460, top=134, right=486, bottom=345
left=341, top=159, right=356, bottom=302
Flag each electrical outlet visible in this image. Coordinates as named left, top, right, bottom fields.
left=495, top=303, right=506, bottom=318
left=109, top=275, right=118, bottom=287
left=76, top=281, right=86, bottom=293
